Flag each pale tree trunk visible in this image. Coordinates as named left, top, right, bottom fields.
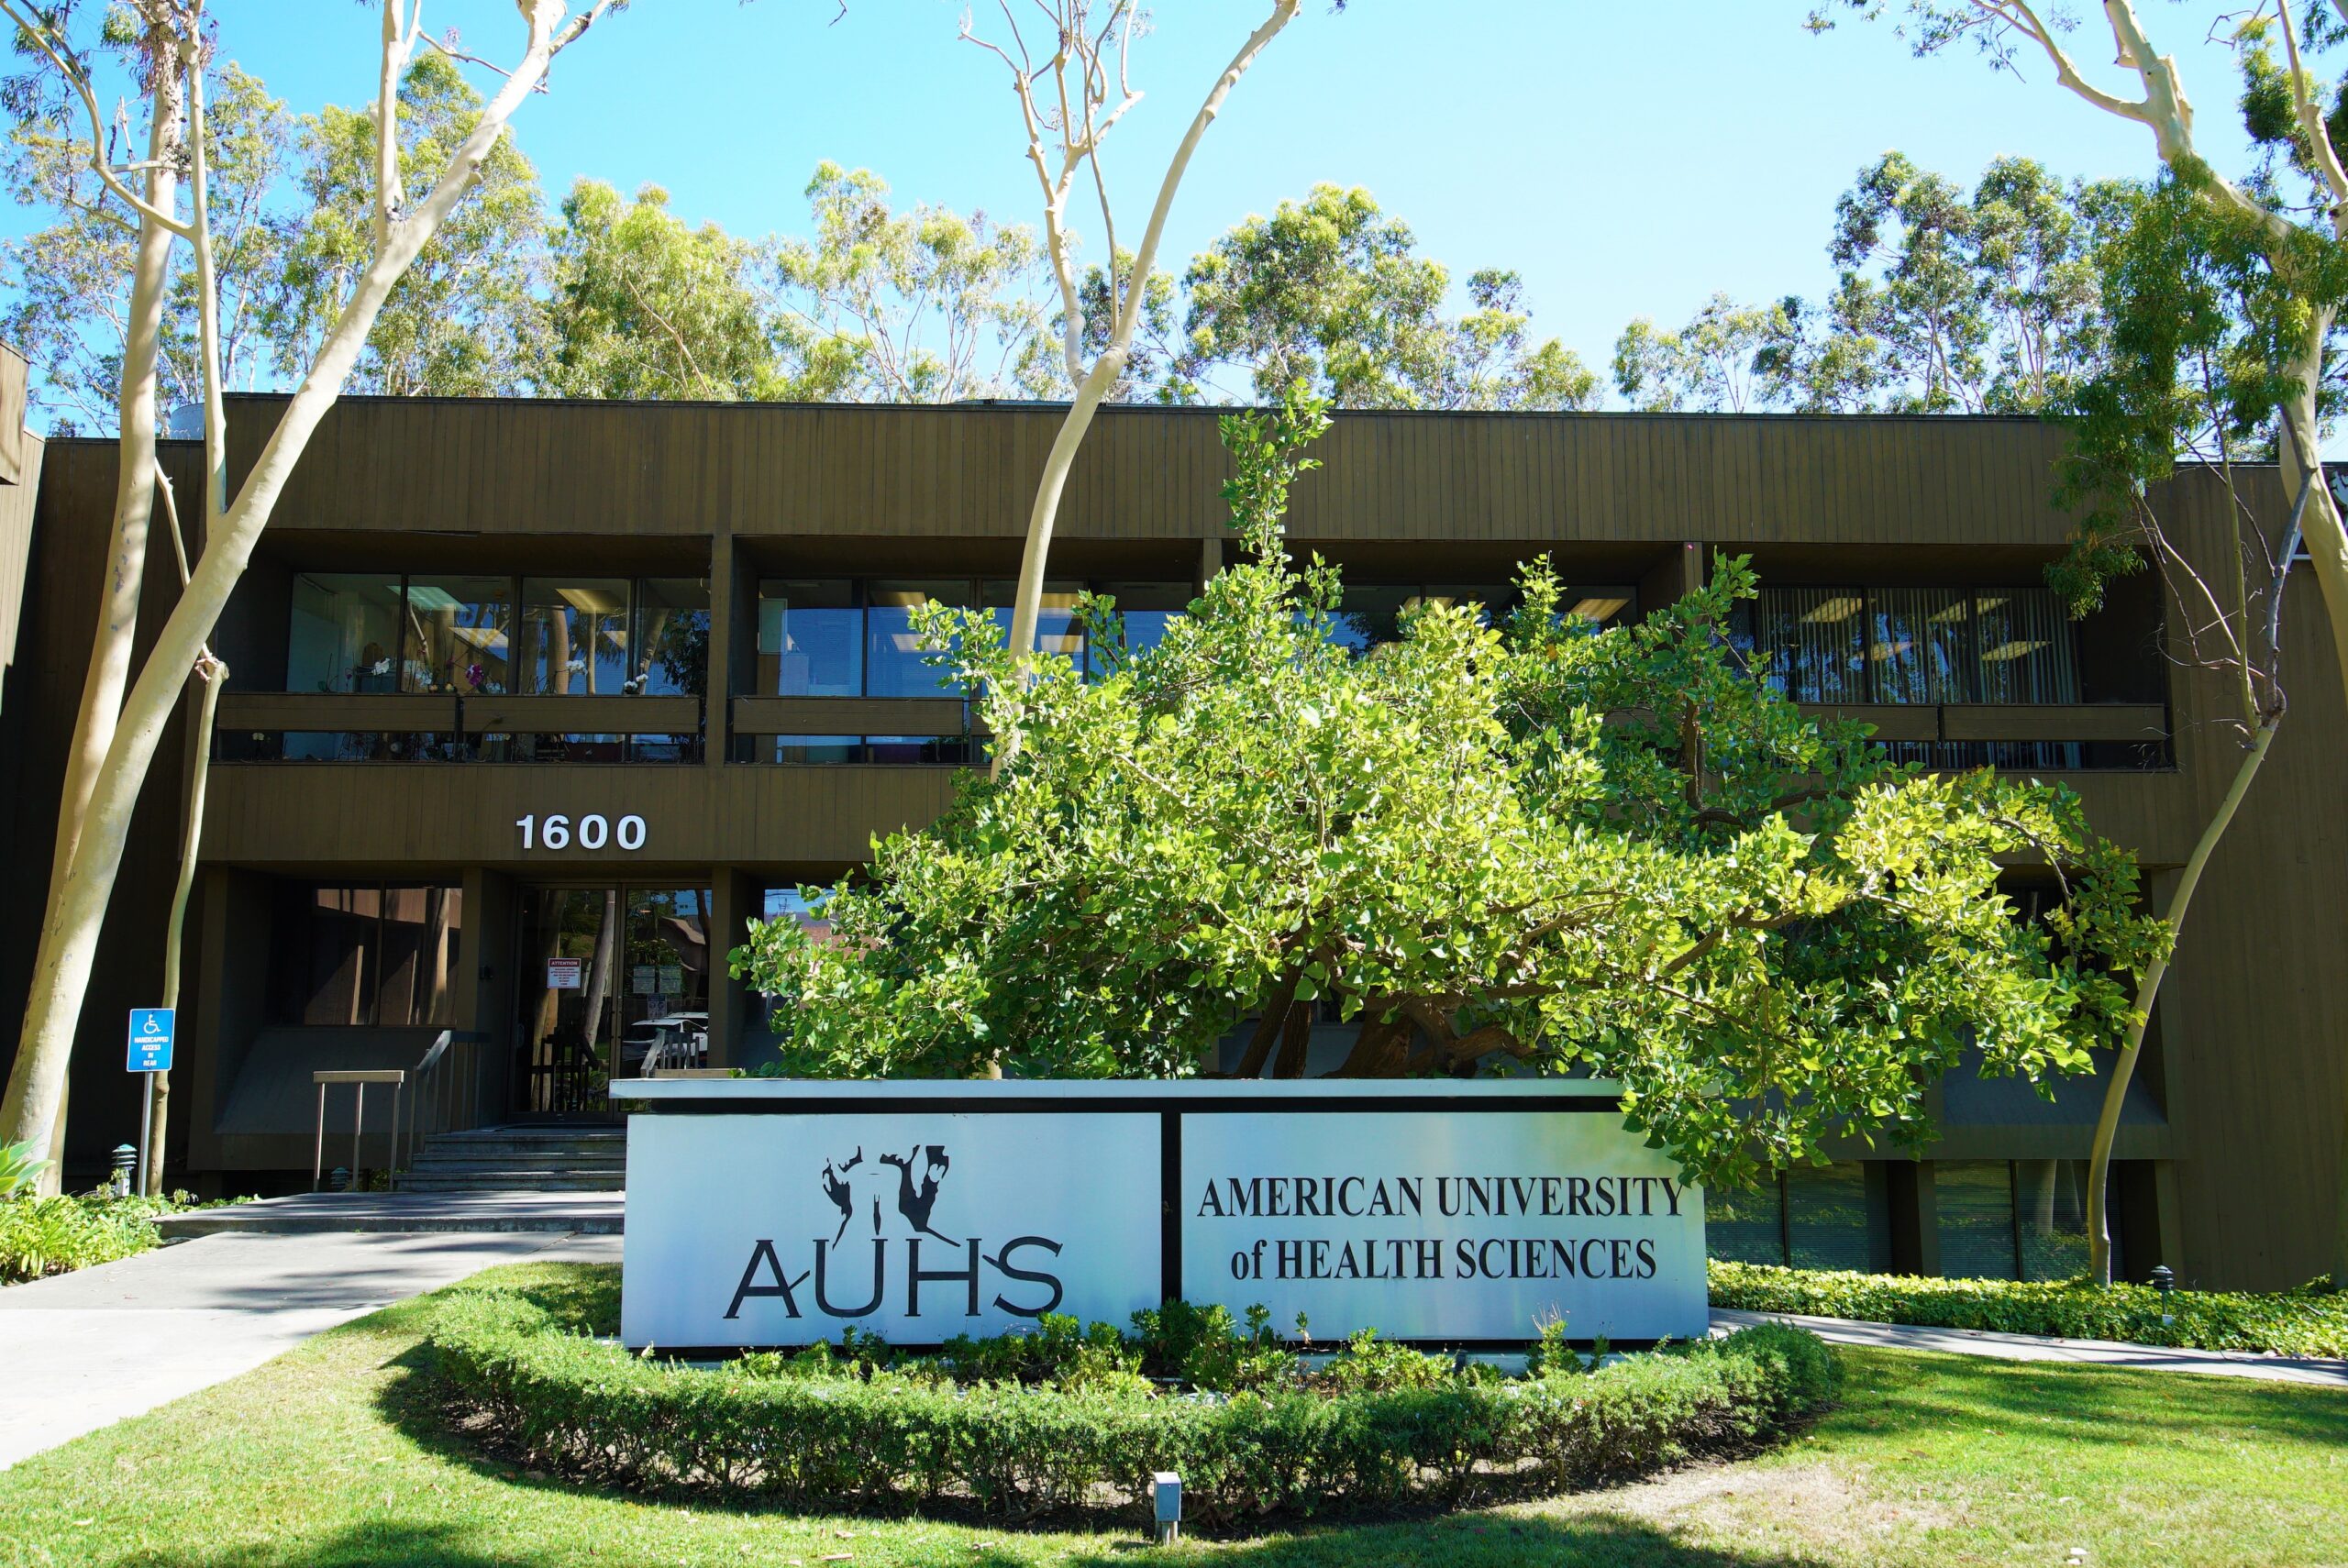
left=991, top=0, right=1299, bottom=780
left=146, top=659, right=222, bottom=1196
left=10, top=62, right=182, bottom=1195
left=0, top=0, right=614, bottom=1162
left=2088, top=717, right=2277, bottom=1283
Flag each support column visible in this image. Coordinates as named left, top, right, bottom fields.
left=462, top=867, right=517, bottom=1126
left=1637, top=541, right=1705, bottom=617
left=706, top=533, right=749, bottom=767
left=706, top=868, right=761, bottom=1071
left=1195, top=535, right=1223, bottom=596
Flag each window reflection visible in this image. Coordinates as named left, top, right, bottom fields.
left=635, top=578, right=711, bottom=697
left=289, top=574, right=403, bottom=694
left=866, top=580, right=969, bottom=697
left=518, top=578, right=630, bottom=696
left=1935, top=1160, right=2020, bottom=1279
left=984, top=579, right=1086, bottom=673
left=402, top=575, right=513, bottom=694
left=270, top=882, right=462, bottom=1028
left=758, top=580, right=861, bottom=696
left=1786, top=1163, right=1872, bottom=1271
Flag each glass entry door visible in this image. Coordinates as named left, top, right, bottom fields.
left=514, top=885, right=711, bottom=1118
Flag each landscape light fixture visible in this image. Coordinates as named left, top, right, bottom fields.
left=1151, top=1471, right=1181, bottom=1543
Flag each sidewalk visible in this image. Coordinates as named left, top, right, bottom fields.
left=1711, top=1307, right=2348, bottom=1387
left=0, top=1229, right=619, bottom=1468
left=153, top=1189, right=624, bottom=1237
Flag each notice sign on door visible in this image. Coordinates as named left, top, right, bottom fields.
left=546, top=957, right=586, bottom=989
left=1180, top=1111, right=1708, bottom=1342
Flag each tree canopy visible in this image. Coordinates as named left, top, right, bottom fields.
left=732, top=389, right=2161, bottom=1187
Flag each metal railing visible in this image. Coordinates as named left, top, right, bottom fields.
left=311, top=1069, right=404, bottom=1192
left=403, top=1029, right=489, bottom=1172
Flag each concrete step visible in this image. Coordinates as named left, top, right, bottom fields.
left=394, top=1172, right=624, bottom=1194
left=403, top=1149, right=627, bottom=1170
left=390, top=1124, right=629, bottom=1195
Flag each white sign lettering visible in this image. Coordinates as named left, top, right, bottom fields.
left=622, top=1112, right=1163, bottom=1349
left=515, top=812, right=647, bottom=852
left=1180, top=1111, right=1708, bottom=1342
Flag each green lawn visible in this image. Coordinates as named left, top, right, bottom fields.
left=3, top=1267, right=2344, bottom=1568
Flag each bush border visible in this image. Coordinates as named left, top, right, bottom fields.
left=1709, top=1261, right=2348, bottom=1359
left=422, top=1274, right=1836, bottom=1525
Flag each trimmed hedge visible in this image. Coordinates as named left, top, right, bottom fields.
left=0, top=1192, right=187, bottom=1284
left=422, top=1271, right=1835, bottom=1523
left=1709, top=1261, right=2348, bottom=1359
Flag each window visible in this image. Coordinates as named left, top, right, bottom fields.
left=1706, top=1176, right=1789, bottom=1266
left=271, top=882, right=463, bottom=1028
left=1786, top=1164, right=1873, bottom=1271
left=1934, top=1160, right=2020, bottom=1279
left=985, top=580, right=1086, bottom=673
left=1092, top=581, right=1189, bottom=670
left=402, top=575, right=515, bottom=695
left=635, top=579, right=711, bottom=697
left=288, top=575, right=403, bottom=694
left=517, top=579, right=630, bottom=695
left=2016, top=1159, right=2092, bottom=1281
left=866, top=580, right=970, bottom=697
left=758, top=580, right=860, bottom=696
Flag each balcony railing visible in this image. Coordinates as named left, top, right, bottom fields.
left=216, top=692, right=703, bottom=763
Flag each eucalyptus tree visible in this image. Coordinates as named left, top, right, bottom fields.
left=547, top=179, right=783, bottom=401
left=735, top=390, right=2163, bottom=1187
left=269, top=50, right=549, bottom=398
left=770, top=160, right=1054, bottom=403
left=958, top=0, right=1301, bottom=772
left=1172, top=183, right=1598, bottom=409
left=0, top=0, right=629, bottom=1175
left=1814, top=0, right=2348, bottom=1290
left=1613, top=293, right=1798, bottom=413
left=1, top=61, right=287, bottom=433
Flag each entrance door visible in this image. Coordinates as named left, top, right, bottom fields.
left=514, top=885, right=712, bottom=1119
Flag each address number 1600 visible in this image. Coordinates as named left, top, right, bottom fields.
left=515, top=812, right=647, bottom=851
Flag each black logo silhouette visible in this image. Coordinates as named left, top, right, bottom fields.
left=880, top=1145, right=953, bottom=1242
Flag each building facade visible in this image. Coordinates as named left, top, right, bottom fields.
left=1, top=392, right=2340, bottom=1292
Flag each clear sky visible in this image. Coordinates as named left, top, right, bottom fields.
left=6, top=0, right=2269, bottom=393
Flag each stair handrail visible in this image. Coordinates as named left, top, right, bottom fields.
left=404, top=1029, right=489, bottom=1173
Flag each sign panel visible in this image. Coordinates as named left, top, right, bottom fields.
left=126, top=1008, right=174, bottom=1072
left=1180, top=1111, right=1708, bottom=1342
left=623, top=1112, right=1163, bottom=1349
left=546, top=957, right=585, bottom=989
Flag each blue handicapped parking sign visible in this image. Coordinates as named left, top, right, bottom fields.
left=127, top=1008, right=174, bottom=1072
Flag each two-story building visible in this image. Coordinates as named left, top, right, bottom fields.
left=1, top=391, right=2340, bottom=1292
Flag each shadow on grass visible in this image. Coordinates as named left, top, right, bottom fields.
left=115, top=1512, right=1838, bottom=1568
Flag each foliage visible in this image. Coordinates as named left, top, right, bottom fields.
left=423, top=1267, right=1835, bottom=1519
left=1710, top=1260, right=2348, bottom=1359
left=735, top=387, right=2161, bottom=1190
left=772, top=160, right=1054, bottom=402
left=1613, top=293, right=1798, bottom=413
left=268, top=52, right=548, bottom=397
left=1168, top=184, right=1599, bottom=409
left=545, top=178, right=781, bottom=400
left=0, top=1188, right=191, bottom=1284
left=0, top=61, right=290, bottom=432
left=0, top=1137, right=47, bottom=1199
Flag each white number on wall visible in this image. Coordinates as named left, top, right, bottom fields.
left=515, top=812, right=648, bottom=852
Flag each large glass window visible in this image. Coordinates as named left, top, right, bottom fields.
left=618, top=888, right=712, bottom=1074
left=1752, top=585, right=2079, bottom=707
left=635, top=578, right=711, bottom=697
left=866, top=580, right=969, bottom=697
left=517, top=578, right=630, bottom=696
left=1092, top=581, right=1189, bottom=671
left=2016, top=1159, right=2091, bottom=1281
left=757, top=580, right=861, bottom=696
left=403, top=575, right=514, bottom=695
left=1786, top=1164, right=1873, bottom=1271
left=985, top=579, right=1087, bottom=673
left=1935, top=1160, right=2021, bottom=1279
left=288, top=574, right=404, bottom=694
left=271, top=882, right=462, bottom=1028
left=1707, top=1176, right=1789, bottom=1266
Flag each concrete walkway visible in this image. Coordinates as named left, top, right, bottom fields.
left=1711, top=1307, right=2348, bottom=1387
left=0, top=1229, right=619, bottom=1469
left=154, top=1189, right=623, bottom=1238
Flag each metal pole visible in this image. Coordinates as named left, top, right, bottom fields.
left=387, top=1079, right=401, bottom=1178
left=313, top=1080, right=327, bottom=1191
left=352, top=1082, right=365, bottom=1186
left=136, top=1070, right=154, bottom=1197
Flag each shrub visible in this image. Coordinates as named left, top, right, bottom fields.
left=1709, top=1260, right=2348, bottom=1359
left=421, top=1267, right=1836, bottom=1524
left=0, top=1190, right=188, bottom=1284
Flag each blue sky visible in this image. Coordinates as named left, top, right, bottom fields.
left=9, top=1, right=2268, bottom=392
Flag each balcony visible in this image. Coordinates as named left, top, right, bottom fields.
left=1797, top=701, right=2170, bottom=756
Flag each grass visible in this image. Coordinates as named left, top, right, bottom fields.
left=1, top=1263, right=2344, bottom=1568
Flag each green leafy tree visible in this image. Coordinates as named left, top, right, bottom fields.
left=546, top=179, right=782, bottom=401
left=267, top=51, right=547, bottom=396
left=1613, top=293, right=1799, bottom=413
left=1, top=61, right=288, bottom=432
left=771, top=160, right=1053, bottom=402
left=734, top=389, right=2160, bottom=1187
left=1173, top=184, right=1598, bottom=410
